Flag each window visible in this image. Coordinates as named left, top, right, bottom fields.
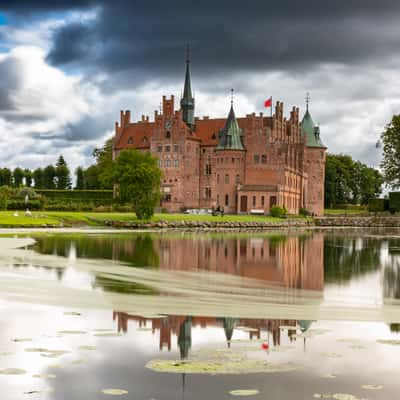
left=225, top=174, right=229, bottom=184
left=235, top=174, right=240, bottom=184
left=165, top=159, right=171, bottom=167
left=127, top=136, right=133, bottom=144
left=165, top=131, right=171, bottom=139
left=174, top=159, right=179, bottom=167
left=142, top=136, right=148, bottom=144
left=225, top=194, right=229, bottom=206
left=165, top=145, right=171, bottom=152
left=205, top=164, right=212, bottom=175
left=157, top=144, right=162, bottom=152
left=205, top=187, right=211, bottom=199
left=253, top=196, right=256, bottom=207
left=158, top=159, right=163, bottom=168
left=261, top=196, right=265, bottom=206
left=164, top=194, right=171, bottom=202
left=217, top=174, right=220, bottom=184
left=254, top=155, right=260, bottom=164
left=174, top=145, right=179, bottom=152
left=232, top=158, right=235, bottom=163
left=261, top=155, right=267, bottom=164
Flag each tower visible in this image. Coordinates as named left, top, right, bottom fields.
left=180, top=47, right=195, bottom=129
left=215, top=91, right=246, bottom=213
left=301, top=95, right=326, bottom=216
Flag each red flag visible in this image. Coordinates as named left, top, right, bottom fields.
left=264, top=97, right=272, bottom=108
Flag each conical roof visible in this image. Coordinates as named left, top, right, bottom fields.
left=217, top=104, right=245, bottom=151
left=301, top=110, right=325, bottom=148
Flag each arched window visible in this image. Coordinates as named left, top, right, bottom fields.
left=225, top=194, right=229, bottom=206
left=165, top=131, right=171, bottom=139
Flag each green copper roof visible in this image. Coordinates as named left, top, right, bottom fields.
left=217, top=105, right=245, bottom=151
left=301, top=110, right=325, bottom=148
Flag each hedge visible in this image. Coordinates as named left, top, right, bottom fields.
left=36, top=189, right=113, bottom=201
left=389, top=192, right=400, bottom=213
left=368, top=198, right=387, bottom=212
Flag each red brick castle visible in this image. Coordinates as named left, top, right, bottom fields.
left=113, top=55, right=326, bottom=215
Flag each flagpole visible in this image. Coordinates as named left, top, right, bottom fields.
left=270, top=96, right=272, bottom=118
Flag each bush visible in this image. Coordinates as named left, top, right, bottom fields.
left=7, top=199, right=42, bottom=210
left=368, top=198, right=386, bottom=212
left=0, top=186, right=12, bottom=210
left=36, top=189, right=113, bottom=201
left=389, top=192, right=400, bottom=213
left=270, top=205, right=287, bottom=218
left=299, top=207, right=311, bottom=217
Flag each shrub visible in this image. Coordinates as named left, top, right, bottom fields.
left=299, top=207, right=311, bottom=217
left=7, top=199, right=42, bottom=210
left=36, top=189, right=113, bottom=201
left=17, top=187, right=37, bottom=199
left=0, top=186, right=12, bottom=210
left=389, top=192, right=400, bottom=213
left=368, top=198, right=386, bottom=212
left=270, top=205, right=287, bottom=218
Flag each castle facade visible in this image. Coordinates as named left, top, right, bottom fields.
left=113, top=57, right=326, bottom=215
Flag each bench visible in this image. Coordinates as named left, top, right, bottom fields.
left=250, top=209, right=265, bottom=215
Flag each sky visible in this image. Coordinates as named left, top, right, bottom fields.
left=1, top=0, right=399, bottom=174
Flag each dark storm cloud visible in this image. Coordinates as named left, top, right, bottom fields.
left=40, top=0, right=400, bottom=84
left=1, top=1, right=95, bottom=12
left=0, top=56, right=24, bottom=110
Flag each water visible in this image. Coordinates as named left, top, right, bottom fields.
left=1, top=229, right=400, bottom=399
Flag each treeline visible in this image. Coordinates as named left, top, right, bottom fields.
left=0, top=156, right=71, bottom=190
left=325, top=153, right=383, bottom=208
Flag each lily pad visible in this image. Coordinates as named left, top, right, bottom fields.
left=229, top=389, right=260, bottom=396
left=361, top=384, right=383, bottom=390
left=101, top=388, right=128, bottom=395
left=0, top=368, right=26, bottom=375
left=63, top=311, right=82, bottom=316
left=78, top=345, right=97, bottom=351
left=12, top=338, right=32, bottom=342
left=33, top=373, right=56, bottom=379
left=58, top=330, right=86, bottom=335
left=94, top=332, right=121, bottom=337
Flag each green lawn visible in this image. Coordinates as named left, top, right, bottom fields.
left=0, top=212, right=62, bottom=226
left=324, top=209, right=368, bottom=215
left=0, top=211, right=292, bottom=227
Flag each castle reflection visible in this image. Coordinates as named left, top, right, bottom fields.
left=112, top=312, right=307, bottom=359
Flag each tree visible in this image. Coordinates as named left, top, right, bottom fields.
left=13, top=167, right=24, bottom=188
left=75, top=167, right=85, bottom=190
left=43, top=165, right=56, bottom=189
left=325, top=153, right=382, bottom=207
left=0, top=186, right=12, bottom=210
left=93, top=138, right=114, bottom=189
left=24, top=169, right=33, bottom=187
left=33, top=168, right=44, bottom=189
left=107, top=149, right=162, bottom=219
left=381, top=115, right=400, bottom=188
left=55, top=155, right=71, bottom=189
left=0, top=168, right=12, bottom=187
left=83, top=165, right=100, bottom=189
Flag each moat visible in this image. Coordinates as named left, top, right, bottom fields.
left=1, top=229, right=400, bottom=399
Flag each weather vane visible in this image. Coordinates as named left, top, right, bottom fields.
left=230, top=88, right=234, bottom=105
left=306, top=92, right=310, bottom=111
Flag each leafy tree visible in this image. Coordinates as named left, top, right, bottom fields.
left=93, top=138, right=114, bottom=189
left=107, top=149, right=162, bottom=219
left=75, top=167, right=85, bottom=189
left=24, top=169, right=32, bottom=187
left=83, top=165, right=101, bottom=189
left=0, top=168, right=12, bottom=187
left=43, top=165, right=56, bottom=189
left=13, top=167, right=24, bottom=188
left=55, top=155, right=71, bottom=189
left=33, top=168, right=44, bottom=189
left=0, top=185, right=12, bottom=210
left=325, top=153, right=382, bottom=207
left=381, top=115, right=400, bottom=188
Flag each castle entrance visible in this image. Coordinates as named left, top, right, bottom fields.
left=240, top=195, right=248, bottom=212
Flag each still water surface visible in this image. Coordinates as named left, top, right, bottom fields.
left=1, top=229, right=400, bottom=399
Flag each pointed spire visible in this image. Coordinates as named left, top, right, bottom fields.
left=217, top=92, right=245, bottom=151
left=305, top=92, right=310, bottom=112
left=181, top=45, right=195, bottom=128
left=301, top=96, right=325, bottom=148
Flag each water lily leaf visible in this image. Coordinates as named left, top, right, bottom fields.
left=94, top=332, right=121, bottom=337
left=101, top=388, right=128, bottom=395
left=63, top=311, right=82, bottom=316
left=58, top=330, right=86, bottom=335
left=362, top=384, right=383, bottom=390
left=229, top=389, right=259, bottom=396
left=78, top=345, right=97, bottom=351
left=12, top=338, right=32, bottom=342
left=0, top=368, right=26, bottom=375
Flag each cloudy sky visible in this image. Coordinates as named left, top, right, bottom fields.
left=1, top=1, right=399, bottom=173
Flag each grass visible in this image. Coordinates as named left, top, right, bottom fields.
left=0, top=212, right=62, bottom=226
left=324, top=208, right=369, bottom=215
left=0, top=211, right=292, bottom=227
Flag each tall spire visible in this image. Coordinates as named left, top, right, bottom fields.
left=180, top=45, right=195, bottom=129
left=217, top=92, right=245, bottom=151
left=305, top=92, right=310, bottom=112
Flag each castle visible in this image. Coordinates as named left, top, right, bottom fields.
left=113, top=56, right=326, bottom=215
